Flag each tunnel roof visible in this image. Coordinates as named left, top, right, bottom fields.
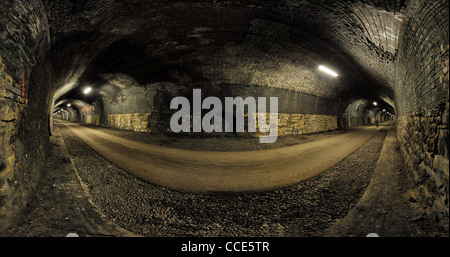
left=46, top=0, right=408, bottom=108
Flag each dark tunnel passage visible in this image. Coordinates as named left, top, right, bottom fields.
left=0, top=0, right=448, bottom=241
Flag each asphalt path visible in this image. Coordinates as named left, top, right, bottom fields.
left=60, top=121, right=384, bottom=193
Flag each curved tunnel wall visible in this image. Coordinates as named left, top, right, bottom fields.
left=0, top=0, right=51, bottom=229
left=395, top=0, right=449, bottom=227
left=82, top=81, right=348, bottom=136
left=63, top=82, right=348, bottom=136
left=341, top=99, right=372, bottom=128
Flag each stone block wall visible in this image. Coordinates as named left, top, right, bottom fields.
left=0, top=101, right=23, bottom=218
left=84, top=110, right=335, bottom=137
left=252, top=113, right=338, bottom=136
left=278, top=113, right=338, bottom=135
left=107, top=113, right=151, bottom=133
left=85, top=114, right=101, bottom=126
left=0, top=0, right=51, bottom=231
left=396, top=102, right=449, bottom=228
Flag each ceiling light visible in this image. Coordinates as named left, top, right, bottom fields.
left=383, top=109, right=386, bottom=111
left=373, top=102, right=377, bottom=106
left=83, top=87, right=92, bottom=94
left=67, top=103, right=71, bottom=107
left=318, top=65, right=338, bottom=77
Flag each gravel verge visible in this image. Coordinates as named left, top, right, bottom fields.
left=59, top=124, right=388, bottom=237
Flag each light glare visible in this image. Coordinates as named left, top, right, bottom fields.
left=318, top=65, right=338, bottom=77
left=373, top=102, right=378, bottom=106
left=84, top=87, right=92, bottom=94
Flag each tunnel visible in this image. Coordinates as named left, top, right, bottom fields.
left=0, top=0, right=448, bottom=244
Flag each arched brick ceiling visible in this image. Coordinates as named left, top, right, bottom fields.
left=46, top=0, right=408, bottom=108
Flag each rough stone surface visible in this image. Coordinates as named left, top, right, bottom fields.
left=396, top=101, right=449, bottom=229
left=0, top=0, right=51, bottom=232
left=106, top=113, right=151, bottom=133
left=254, top=113, right=338, bottom=136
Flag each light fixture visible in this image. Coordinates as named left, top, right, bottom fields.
left=67, top=103, right=71, bottom=107
left=373, top=102, right=378, bottom=106
left=318, top=65, right=338, bottom=77
left=83, top=87, right=92, bottom=94
left=383, top=109, right=386, bottom=111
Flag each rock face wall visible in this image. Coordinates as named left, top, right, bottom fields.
left=0, top=102, right=24, bottom=222
left=0, top=0, right=51, bottom=231
left=395, top=0, right=449, bottom=229
left=397, top=103, right=449, bottom=228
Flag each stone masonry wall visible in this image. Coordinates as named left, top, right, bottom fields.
left=106, top=113, right=151, bottom=133
left=394, top=0, right=449, bottom=229
left=0, top=101, right=25, bottom=219
left=252, top=113, right=338, bottom=136
left=277, top=113, right=338, bottom=135
left=83, top=111, right=336, bottom=136
left=396, top=102, right=449, bottom=229
left=395, top=96, right=450, bottom=229
left=0, top=0, right=50, bottom=231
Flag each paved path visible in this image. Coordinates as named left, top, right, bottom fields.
left=60, top=121, right=384, bottom=193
